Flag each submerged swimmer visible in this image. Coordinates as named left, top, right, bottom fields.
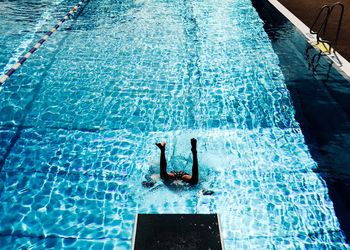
left=142, top=138, right=214, bottom=195
left=142, top=138, right=198, bottom=187
left=158, top=138, right=198, bottom=185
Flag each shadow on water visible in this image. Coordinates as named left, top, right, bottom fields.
left=252, top=0, right=350, bottom=242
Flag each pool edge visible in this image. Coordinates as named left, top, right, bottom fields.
left=268, top=0, right=350, bottom=79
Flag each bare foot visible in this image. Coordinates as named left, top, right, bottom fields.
left=155, top=141, right=166, bottom=150
left=191, top=138, right=197, bottom=150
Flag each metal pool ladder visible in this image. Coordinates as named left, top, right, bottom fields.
left=309, top=2, right=344, bottom=62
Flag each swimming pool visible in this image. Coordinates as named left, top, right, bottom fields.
left=0, top=0, right=349, bottom=248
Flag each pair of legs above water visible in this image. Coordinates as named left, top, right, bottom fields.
left=156, top=138, right=198, bottom=185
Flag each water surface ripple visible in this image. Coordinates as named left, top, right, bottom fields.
left=0, top=0, right=348, bottom=249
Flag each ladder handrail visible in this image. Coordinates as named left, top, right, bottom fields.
left=309, top=2, right=344, bottom=54
left=310, top=5, right=330, bottom=40
left=330, top=2, right=344, bottom=50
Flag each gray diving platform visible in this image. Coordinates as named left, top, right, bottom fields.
left=132, top=214, right=224, bottom=250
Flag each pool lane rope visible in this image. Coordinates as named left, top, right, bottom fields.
left=0, top=0, right=86, bottom=85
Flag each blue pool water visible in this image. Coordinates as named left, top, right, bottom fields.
left=0, top=0, right=349, bottom=249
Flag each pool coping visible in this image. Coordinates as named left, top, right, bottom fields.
left=268, top=0, right=350, bottom=79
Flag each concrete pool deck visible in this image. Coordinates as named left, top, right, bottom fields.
left=277, top=0, right=350, bottom=62
left=267, top=0, right=350, bottom=78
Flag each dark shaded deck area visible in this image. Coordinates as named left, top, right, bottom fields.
left=278, top=0, right=350, bottom=61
